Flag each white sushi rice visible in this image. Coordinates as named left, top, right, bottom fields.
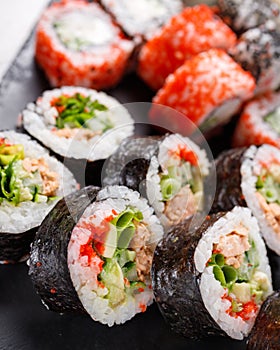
left=0, top=131, right=77, bottom=233
left=146, top=133, right=210, bottom=228
left=241, top=144, right=280, bottom=255
left=100, top=0, right=183, bottom=40
left=22, top=86, right=134, bottom=161
left=194, top=206, right=272, bottom=340
left=67, top=185, right=163, bottom=326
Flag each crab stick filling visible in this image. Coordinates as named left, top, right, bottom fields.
left=159, top=144, right=203, bottom=225
left=76, top=207, right=152, bottom=308
left=0, top=138, right=59, bottom=205
left=208, top=226, right=271, bottom=322
left=255, top=163, right=280, bottom=235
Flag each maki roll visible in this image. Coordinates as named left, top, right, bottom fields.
left=21, top=87, right=134, bottom=184
left=152, top=49, right=256, bottom=134
left=29, top=185, right=164, bottom=326
left=138, top=5, right=237, bottom=90
left=229, top=27, right=280, bottom=95
left=152, top=206, right=273, bottom=340
left=217, top=0, right=280, bottom=34
left=213, top=144, right=280, bottom=256
left=35, top=0, right=134, bottom=90
left=247, top=290, right=280, bottom=349
left=0, top=131, right=77, bottom=263
left=99, top=0, right=182, bottom=41
left=103, top=134, right=211, bottom=229
left=233, top=92, right=280, bottom=148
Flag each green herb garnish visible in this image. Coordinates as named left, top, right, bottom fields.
left=54, top=93, right=109, bottom=130
left=256, top=174, right=280, bottom=204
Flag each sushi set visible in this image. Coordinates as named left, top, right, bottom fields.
left=1, top=0, right=280, bottom=349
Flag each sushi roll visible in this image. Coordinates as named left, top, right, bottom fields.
left=247, top=290, right=280, bottom=349
left=232, top=92, right=280, bottom=148
left=229, top=27, right=280, bottom=95
left=29, top=185, right=164, bottom=326
left=0, top=131, right=77, bottom=263
left=152, top=206, right=273, bottom=340
left=35, top=0, right=134, bottom=90
left=99, top=0, right=183, bottom=41
left=151, top=49, right=256, bottom=134
left=217, top=0, right=280, bottom=34
left=21, top=86, right=134, bottom=185
left=102, top=134, right=211, bottom=229
left=138, top=5, right=237, bottom=91
left=212, top=144, right=280, bottom=256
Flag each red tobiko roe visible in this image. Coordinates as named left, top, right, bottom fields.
left=0, top=138, right=10, bottom=146
left=79, top=211, right=117, bottom=260
left=169, top=144, right=198, bottom=166
left=223, top=294, right=258, bottom=321
left=80, top=241, right=104, bottom=270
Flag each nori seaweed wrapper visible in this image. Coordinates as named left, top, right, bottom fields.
left=211, top=147, right=247, bottom=213
left=0, top=228, right=37, bottom=263
left=152, top=212, right=227, bottom=339
left=102, top=136, right=162, bottom=193
left=28, top=186, right=100, bottom=313
left=247, top=290, right=280, bottom=349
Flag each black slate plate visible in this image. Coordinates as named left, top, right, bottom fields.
left=0, top=18, right=278, bottom=350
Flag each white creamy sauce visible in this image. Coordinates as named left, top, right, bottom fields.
left=54, top=11, right=114, bottom=50
left=125, top=0, right=168, bottom=22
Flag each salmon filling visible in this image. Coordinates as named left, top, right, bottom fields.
left=255, top=164, right=280, bottom=235
left=159, top=144, right=203, bottom=225
left=0, top=138, right=59, bottom=205
left=77, top=207, right=152, bottom=308
left=208, top=226, right=271, bottom=321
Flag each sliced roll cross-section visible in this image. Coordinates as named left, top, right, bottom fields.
left=35, top=0, right=134, bottom=89
left=152, top=206, right=273, bottom=340
left=213, top=144, right=280, bottom=256
left=29, top=186, right=163, bottom=326
left=233, top=92, right=280, bottom=148
left=151, top=49, right=256, bottom=135
left=22, top=86, right=134, bottom=162
left=0, top=131, right=77, bottom=263
left=103, top=134, right=211, bottom=230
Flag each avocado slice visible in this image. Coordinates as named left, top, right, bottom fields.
left=101, top=259, right=125, bottom=307
left=102, top=223, right=117, bottom=259
left=0, top=144, right=24, bottom=165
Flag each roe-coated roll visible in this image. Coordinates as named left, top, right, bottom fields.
left=29, top=185, right=164, bottom=326
left=152, top=207, right=272, bottom=340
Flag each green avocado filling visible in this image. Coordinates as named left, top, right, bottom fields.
left=97, top=208, right=147, bottom=307
left=160, top=162, right=202, bottom=202
left=256, top=169, right=280, bottom=204
left=208, top=240, right=270, bottom=315
left=0, top=141, right=58, bottom=206
left=54, top=93, right=113, bottom=132
left=264, top=108, right=280, bottom=134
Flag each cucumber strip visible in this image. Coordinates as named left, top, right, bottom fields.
left=117, top=224, right=135, bottom=249
left=160, top=177, right=181, bottom=201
